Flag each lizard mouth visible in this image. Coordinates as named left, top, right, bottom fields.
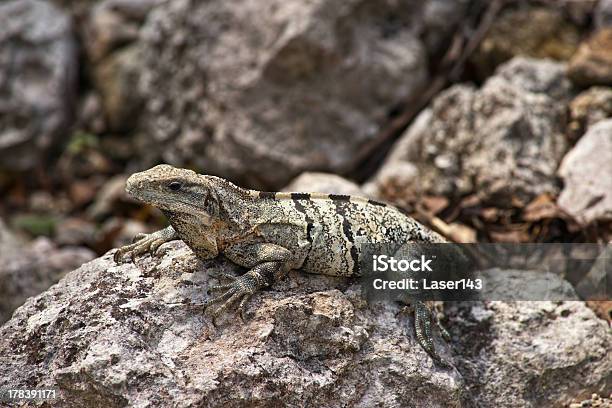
left=133, top=191, right=214, bottom=224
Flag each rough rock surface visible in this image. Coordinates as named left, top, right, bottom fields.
left=558, top=119, right=612, bottom=224
left=135, top=0, right=470, bottom=188
left=568, top=86, right=612, bottom=139
left=477, top=268, right=579, bottom=301
left=450, top=299, right=611, bottom=407
left=595, top=0, right=612, bottom=29
left=0, top=243, right=464, bottom=407
left=0, top=220, right=95, bottom=324
left=0, top=0, right=77, bottom=171
left=366, top=57, right=570, bottom=206
left=470, top=6, right=580, bottom=78
left=1, top=242, right=610, bottom=407
left=283, top=172, right=365, bottom=196
left=568, top=28, right=612, bottom=87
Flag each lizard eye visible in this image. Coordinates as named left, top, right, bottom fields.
left=168, top=181, right=182, bottom=191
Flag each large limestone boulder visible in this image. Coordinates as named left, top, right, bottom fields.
left=0, top=243, right=464, bottom=407
left=449, top=299, right=611, bottom=407
left=558, top=119, right=612, bottom=224
left=133, top=0, right=471, bottom=188
left=0, top=241, right=609, bottom=407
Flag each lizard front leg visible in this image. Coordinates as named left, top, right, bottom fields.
left=204, top=243, right=293, bottom=321
left=114, top=225, right=179, bottom=263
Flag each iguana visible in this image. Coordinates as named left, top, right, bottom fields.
left=114, top=165, right=452, bottom=365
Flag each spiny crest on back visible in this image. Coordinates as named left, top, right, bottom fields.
left=253, top=190, right=389, bottom=208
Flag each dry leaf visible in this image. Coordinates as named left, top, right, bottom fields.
left=586, top=300, right=612, bottom=323
left=480, top=207, right=499, bottom=222
left=421, top=195, right=449, bottom=215
left=459, top=194, right=481, bottom=208
left=523, top=193, right=560, bottom=221
left=489, top=228, right=530, bottom=243
left=430, top=216, right=477, bottom=243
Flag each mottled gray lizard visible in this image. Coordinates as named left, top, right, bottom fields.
left=114, top=165, right=452, bottom=365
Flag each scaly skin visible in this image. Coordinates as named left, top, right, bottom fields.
left=114, top=164, right=451, bottom=365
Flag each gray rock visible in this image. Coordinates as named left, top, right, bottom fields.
left=135, top=0, right=470, bottom=188
left=0, top=219, right=95, bottom=324
left=0, top=242, right=464, bottom=407
left=283, top=172, right=365, bottom=196
left=1, top=242, right=610, bottom=406
left=558, top=119, right=612, bottom=224
left=477, top=268, right=579, bottom=301
left=366, top=57, right=570, bottom=206
left=0, top=0, right=77, bottom=171
left=595, top=0, right=612, bottom=28
left=452, top=299, right=611, bottom=407
left=494, top=57, right=573, bottom=101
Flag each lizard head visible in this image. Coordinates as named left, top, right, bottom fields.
left=125, top=164, right=220, bottom=225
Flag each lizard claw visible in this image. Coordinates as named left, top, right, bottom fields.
left=207, top=273, right=238, bottom=292
left=237, top=295, right=251, bottom=322
left=203, top=271, right=259, bottom=322
left=149, top=238, right=167, bottom=256
left=114, top=236, right=159, bottom=263
left=114, top=227, right=176, bottom=263
left=209, top=272, right=237, bottom=283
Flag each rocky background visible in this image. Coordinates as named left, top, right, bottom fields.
left=0, top=0, right=610, bottom=407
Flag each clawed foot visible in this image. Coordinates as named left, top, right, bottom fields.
left=204, top=271, right=263, bottom=323
left=412, top=301, right=452, bottom=367
left=114, top=226, right=177, bottom=263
